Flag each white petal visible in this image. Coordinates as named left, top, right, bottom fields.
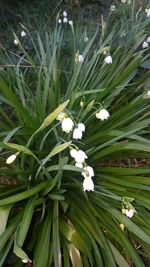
left=82, top=166, right=94, bottom=178
left=83, top=177, right=94, bottom=191
left=21, top=31, right=26, bottom=37
left=142, top=41, right=148, bottom=49
left=61, top=118, right=74, bottom=133
left=73, top=128, right=83, bottom=140
left=63, top=17, right=68, bottom=23
left=14, top=39, right=19, bottom=45
left=147, top=36, right=150, bottom=43
left=97, top=109, right=110, bottom=121
left=75, top=150, right=88, bottom=163
left=6, top=154, right=17, bottom=164
left=63, top=11, right=67, bottom=17
left=78, top=55, right=84, bottom=62
left=69, top=20, right=73, bottom=26
left=58, top=19, right=62, bottom=24
left=104, top=56, right=112, bottom=64
left=75, top=163, right=83, bottom=168
left=78, top=123, right=85, bottom=132
left=70, top=149, right=78, bottom=158
left=125, top=209, right=134, bottom=218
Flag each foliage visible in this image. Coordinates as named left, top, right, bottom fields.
left=0, top=3, right=150, bottom=266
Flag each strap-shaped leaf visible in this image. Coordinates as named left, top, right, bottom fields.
left=37, top=99, right=69, bottom=132
left=4, top=142, right=33, bottom=155
left=14, top=245, right=31, bottom=262
left=0, top=205, right=13, bottom=236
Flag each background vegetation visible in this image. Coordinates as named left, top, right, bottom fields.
left=0, top=0, right=150, bottom=266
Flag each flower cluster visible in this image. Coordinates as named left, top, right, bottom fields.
left=142, top=36, right=150, bottom=49
left=70, top=148, right=94, bottom=191
left=59, top=114, right=85, bottom=141
left=58, top=11, right=73, bottom=27
left=14, top=31, right=26, bottom=45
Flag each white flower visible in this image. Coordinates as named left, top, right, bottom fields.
left=121, top=0, right=126, bottom=3
left=63, top=11, right=67, bottom=17
left=83, top=177, right=94, bottom=191
left=68, top=20, right=73, bottom=26
left=78, top=55, right=84, bottom=63
left=96, top=109, right=110, bottom=121
left=148, top=91, right=150, bottom=96
left=14, top=39, right=19, bottom=45
left=70, top=149, right=78, bottom=158
left=21, top=31, right=26, bottom=37
left=58, top=18, right=62, bottom=24
left=75, top=162, right=83, bottom=168
left=82, top=166, right=94, bottom=178
left=70, top=149, right=88, bottom=163
left=61, top=118, right=74, bottom=133
left=63, top=17, right=68, bottom=23
left=104, top=55, right=112, bottom=64
left=125, top=209, right=134, bottom=218
left=73, top=128, right=83, bottom=140
left=84, top=36, right=88, bottom=42
left=78, top=123, right=85, bottom=132
left=147, top=36, right=150, bottom=43
left=110, top=5, right=116, bottom=11
left=142, top=41, right=148, bottom=49
left=6, top=154, right=17, bottom=164
left=22, top=260, right=28, bottom=263
left=146, top=9, right=150, bottom=17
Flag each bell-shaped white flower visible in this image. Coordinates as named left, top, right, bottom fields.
left=147, top=36, right=150, bottom=43
left=146, top=9, right=150, bottom=17
left=148, top=91, right=150, bottom=96
left=21, top=31, right=26, bottom=37
left=75, top=150, right=88, bottom=163
left=104, top=55, right=112, bottom=64
left=110, top=5, right=116, bottom=11
left=73, top=128, right=83, bottom=140
left=63, top=17, right=68, bottom=23
left=78, top=55, right=84, bottom=62
left=70, top=149, right=88, bottom=163
left=14, top=39, right=19, bottom=45
left=63, top=11, right=67, bottom=17
left=78, top=123, right=85, bottom=132
left=83, top=177, right=94, bottom=191
left=82, top=166, right=94, bottom=178
left=75, top=162, right=83, bottom=168
left=121, top=0, right=126, bottom=3
left=68, top=20, right=73, bottom=26
left=142, top=41, right=148, bottom=49
left=96, top=109, right=110, bottom=121
left=6, top=154, right=17, bottom=164
left=84, top=36, right=88, bottom=42
left=58, top=18, right=62, bottom=24
left=70, top=149, right=78, bottom=158
left=125, top=209, right=134, bottom=218
left=61, top=118, right=74, bottom=133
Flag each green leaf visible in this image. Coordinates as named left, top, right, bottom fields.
left=4, top=142, right=33, bottom=155
left=14, top=245, right=31, bottom=262
left=0, top=181, right=49, bottom=206
left=37, top=99, right=69, bottom=132
left=108, top=241, right=130, bottom=267
left=34, top=211, right=52, bottom=267
left=47, top=141, right=72, bottom=159
left=0, top=205, right=13, bottom=236
left=17, top=197, right=35, bottom=247
left=68, top=244, right=83, bottom=267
